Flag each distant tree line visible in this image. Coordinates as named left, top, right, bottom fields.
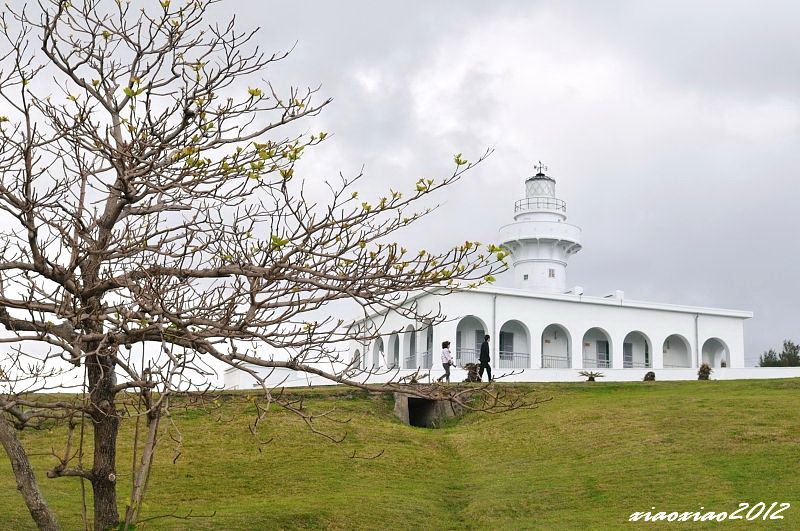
left=759, top=340, right=800, bottom=367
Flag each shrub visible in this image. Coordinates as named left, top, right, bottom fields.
left=698, top=363, right=712, bottom=380
left=578, top=370, right=604, bottom=382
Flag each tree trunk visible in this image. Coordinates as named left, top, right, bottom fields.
left=87, top=353, right=120, bottom=530
left=124, top=408, right=161, bottom=527
left=0, top=414, right=61, bottom=531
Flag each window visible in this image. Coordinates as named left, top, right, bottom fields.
left=475, top=329, right=485, bottom=350
left=523, top=274, right=529, bottom=280
left=500, top=331, right=514, bottom=360
left=499, top=332, right=513, bottom=352
left=548, top=268, right=555, bottom=278
left=596, top=341, right=609, bottom=365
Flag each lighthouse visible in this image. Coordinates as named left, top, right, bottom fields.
left=498, top=163, right=582, bottom=293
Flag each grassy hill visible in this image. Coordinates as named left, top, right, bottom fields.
left=1, top=379, right=799, bottom=530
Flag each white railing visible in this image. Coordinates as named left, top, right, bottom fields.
left=456, top=347, right=480, bottom=365
left=542, top=355, right=570, bottom=368
left=623, top=360, right=652, bottom=369
left=583, top=357, right=611, bottom=369
left=498, top=350, right=530, bottom=369
left=514, top=197, right=567, bottom=213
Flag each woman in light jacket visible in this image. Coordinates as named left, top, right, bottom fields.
left=437, top=341, right=454, bottom=383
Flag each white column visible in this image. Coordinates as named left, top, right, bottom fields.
left=651, top=334, right=665, bottom=369
left=611, top=332, right=625, bottom=369
left=530, top=325, right=542, bottom=369
left=414, top=328, right=423, bottom=371
left=570, top=327, right=583, bottom=370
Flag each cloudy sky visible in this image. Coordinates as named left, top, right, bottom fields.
left=223, top=0, right=800, bottom=365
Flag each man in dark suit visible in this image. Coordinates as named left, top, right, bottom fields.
left=479, top=334, right=492, bottom=382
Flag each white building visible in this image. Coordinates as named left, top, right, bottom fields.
left=345, top=164, right=767, bottom=383
left=226, top=165, right=800, bottom=389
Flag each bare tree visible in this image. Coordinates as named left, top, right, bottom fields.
left=0, top=1, right=513, bottom=529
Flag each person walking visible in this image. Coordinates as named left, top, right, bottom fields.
left=479, top=335, right=493, bottom=382
left=437, top=341, right=454, bottom=383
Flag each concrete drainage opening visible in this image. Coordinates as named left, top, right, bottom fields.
left=408, top=398, right=437, bottom=428
left=393, top=392, right=463, bottom=428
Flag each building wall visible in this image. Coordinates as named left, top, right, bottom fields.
left=349, top=289, right=750, bottom=375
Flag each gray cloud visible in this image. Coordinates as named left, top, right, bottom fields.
left=215, top=2, right=800, bottom=363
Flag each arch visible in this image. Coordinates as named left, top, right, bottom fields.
left=498, top=319, right=530, bottom=368
left=372, top=337, right=384, bottom=369
left=582, top=327, right=612, bottom=369
left=622, top=331, right=652, bottom=369
left=352, top=349, right=361, bottom=368
left=542, top=323, right=571, bottom=368
left=702, top=337, right=729, bottom=369
left=663, top=334, right=692, bottom=368
left=455, top=315, right=488, bottom=366
left=402, top=325, right=417, bottom=369
left=388, top=333, right=400, bottom=369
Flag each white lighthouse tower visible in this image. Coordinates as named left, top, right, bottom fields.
left=499, top=163, right=582, bottom=293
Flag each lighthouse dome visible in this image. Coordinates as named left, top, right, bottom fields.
left=525, top=170, right=556, bottom=198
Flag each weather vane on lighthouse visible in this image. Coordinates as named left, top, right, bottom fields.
left=534, top=161, right=548, bottom=174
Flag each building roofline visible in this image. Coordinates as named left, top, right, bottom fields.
left=347, top=284, right=753, bottom=325
left=466, top=285, right=753, bottom=319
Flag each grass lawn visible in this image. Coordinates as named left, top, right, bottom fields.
left=1, top=378, right=799, bottom=530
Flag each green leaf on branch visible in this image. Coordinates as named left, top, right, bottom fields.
left=454, top=153, right=468, bottom=166
left=123, top=87, right=144, bottom=98
left=271, top=235, right=290, bottom=249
